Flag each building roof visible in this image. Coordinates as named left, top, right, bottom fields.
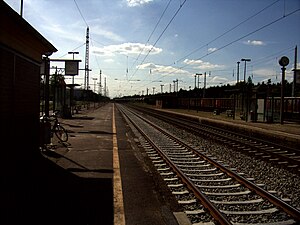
left=0, top=1, right=57, bottom=62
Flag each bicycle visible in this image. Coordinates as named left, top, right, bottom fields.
left=40, top=110, right=68, bottom=143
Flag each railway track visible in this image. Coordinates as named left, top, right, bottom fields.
left=117, top=104, right=300, bottom=225
left=127, top=104, right=300, bottom=173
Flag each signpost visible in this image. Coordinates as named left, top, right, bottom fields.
left=278, top=56, right=289, bottom=125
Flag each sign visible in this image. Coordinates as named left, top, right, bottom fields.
left=65, top=60, right=79, bottom=75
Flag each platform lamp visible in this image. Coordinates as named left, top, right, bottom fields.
left=241, top=58, right=251, bottom=83
left=240, top=58, right=251, bottom=121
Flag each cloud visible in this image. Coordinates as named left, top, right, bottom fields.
left=92, top=26, right=125, bottom=42
left=126, top=0, right=153, bottom=7
left=253, top=68, right=274, bottom=78
left=207, top=76, right=229, bottom=86
left=183, top=59, right=223, bottom=70
left=244, top=40, right=265, bottom=46
left=104, top=58, right=114, bottom=63
left=92, top=42, right=162, bottom=56
left=41, top=23, right=84, bottom=43
left=208, top=47, right=217, bottom=53
left=137, top=63, right=190, bottom=76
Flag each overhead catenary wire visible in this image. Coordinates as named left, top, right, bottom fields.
left=137, top=7, right=300, bottom=89
left=58, top=43, right=86, bottom=58
left=131, top=0, right=285, bottom=88
left=73, top=0, right=89, bottom=27
left=176, top=0, right=281, bottom=63
left=129, top=0, right=173, bottom=72
left=128, top=0, right=188, bottom=81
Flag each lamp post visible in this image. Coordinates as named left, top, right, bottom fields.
left=236, top=61, right=240, bottom=83
left=160, top=84, right=164, bottom=93
left=241, top=58, right=251, bottom=82
left=195, top=73, right=202, bottom=88
left=240, top=58, right=251, bottom=120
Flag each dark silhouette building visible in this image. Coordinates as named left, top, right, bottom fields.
left=0, top=1, right=57, bottom=224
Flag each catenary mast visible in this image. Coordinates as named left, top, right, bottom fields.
left=84, top=27, right=89, bottom=90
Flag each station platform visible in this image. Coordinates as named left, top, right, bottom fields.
left=10, top=103, right=297, bottom=225
left=154, top=107, right=300, bottom=148
left=37, top=103, right=182, bottom=225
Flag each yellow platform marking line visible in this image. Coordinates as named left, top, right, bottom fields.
left=113, top=104, right=126, bottom=225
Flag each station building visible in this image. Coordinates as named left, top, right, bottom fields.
left=0, top=1, right=57, bottom=221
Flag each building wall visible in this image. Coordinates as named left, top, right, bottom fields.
left=0, top=44, right=41, bottom=172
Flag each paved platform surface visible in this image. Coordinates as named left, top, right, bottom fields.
left=38, top=103, right=180, bottom=225
left=155, top=108, right=300, bottom=147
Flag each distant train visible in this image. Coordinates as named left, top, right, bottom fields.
left=115, top=95, right=300, bottom=123
left=149, top=96, right=300, bottom=123
left=177, top=98, right=234, bottom=111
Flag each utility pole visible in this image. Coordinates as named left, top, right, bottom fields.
left=104, top=77, right=107, bottom=97
left=203, top=72, right=207, bottom=98
left=237, top=61, right=240, bottom=83
left=292, top=45, right=297, bottom=97
left=99, top=70, right=102, bottom=95
left=173, top=80, right=176, bottom=92
left=160, top=84, right=164, bottom=93
left=84, top=27, right=90, bottom=90
left=20, top=0, right=23, bottom=17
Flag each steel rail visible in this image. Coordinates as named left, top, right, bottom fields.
left=118, top=105, right=231, bottom=225
left=123, top=104, right=300, bottom=222
left=129, top=105, right=300, bottom=167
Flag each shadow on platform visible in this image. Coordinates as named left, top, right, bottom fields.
left=2, top=155, right=113, bottom=225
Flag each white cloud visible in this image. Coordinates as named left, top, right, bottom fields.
left=126, top=0, right=153, bottom=7
left=92, top=42, right=162, bottom=56
left=183, top=59, right=223, bottom=70
left=137, top=63, right=190, bottom=76
left=207, top=76, right=228, bottom=86
left=42, top=23, right=84, bottom=43
left=208, top=47, right=217, bottom=53
left=104, top=58, right=115, bottom=63
left=92, top=26, right=125, bottom=42
left=244, top=40, right=265, bottom=46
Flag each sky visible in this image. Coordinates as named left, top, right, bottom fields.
left=4, top=0, right=300, bottom=98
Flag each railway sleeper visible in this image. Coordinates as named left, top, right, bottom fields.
left=185, top=172, right=224, bottom=177
left=196, top=183, right=241, bottom=189
left=211, top=198, right=264, bottom=205
left=204, top=190, right=251, bottom=196
left=220, top=207, right=278, bottom=215
left=190, top=178, right=232, bottom=182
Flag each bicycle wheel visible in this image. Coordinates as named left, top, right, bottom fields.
left=54, top=124, right=68, bottom=142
